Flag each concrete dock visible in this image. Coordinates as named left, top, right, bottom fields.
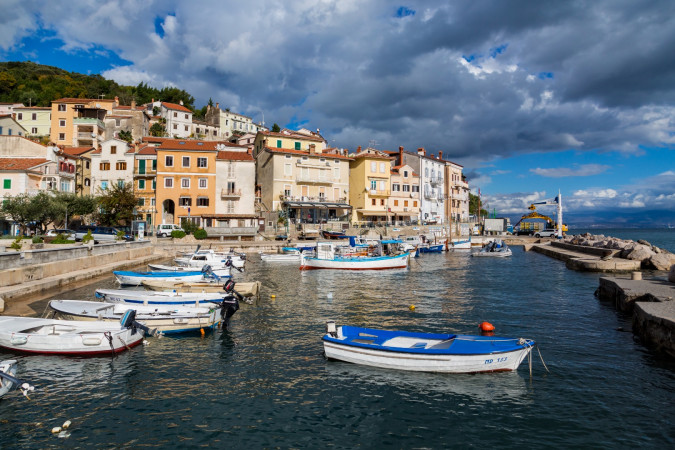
left=597, top=276, right=675, bottom=357
left=526, top=241, right=642, bottom=272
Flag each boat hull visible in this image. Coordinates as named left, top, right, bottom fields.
left=449, top=239, right=472, bottom=250
left=140, top=281, right=261, bottom=299
left=113, top=270, right=229, bottom=286
left=48, top=301, right=221, bottom=335
left=0, top=360, right=17, bottom=398
left=0, top=317, right=143, bottom=356
left=322, top=326, right=534, bottom=373
left=300, top=252, right=410, bottom=270
left=472, top=249, right=512, bottom=257
left=260, top=252, right=301, bottom=262
left=96, top=289, right=227, bottom=307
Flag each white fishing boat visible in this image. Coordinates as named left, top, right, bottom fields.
left=0, top=311, right=148, bottom=356
left=260, top=250, right=302, bottom=262
left=300, top=241, right=410, bottom=270
left=95, top=288, right=228, bottom=307
left=0, top=360, right=34, bottom=399
left=113, top=266, right=230, bottom=286
left=141, top=280, right=261, bottom=301
left=449, top=238, right=472, bottom=250
left=47, top=300, right=233, bottom=334
left=175, top=248, right=246, bottom=269
left=472, top=239, right=512, bottom=257
left=322, top=322, right=535, bottom=373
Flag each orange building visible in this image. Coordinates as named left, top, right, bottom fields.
left=50, top=98, right=116, bottom=147
left=155, top=139, right=218, bottom=227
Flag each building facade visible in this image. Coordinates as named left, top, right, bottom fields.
left=89, top=138, right=134, bottom=194
left=14, top=106, right=51, bottom=138
left=134, top=144, right=158, bottom=227
left=50, top=98, right=114, bottom=148
left=0, top=115, right=27, bottom=137
left=348, top=147, right=394, bottom=224
left=205, top=104, right=264, bottom=139
left=161, top=102, right=193, bottom=139
left=390, top=164, right=420, bottom=225
left=209, top=144, right=257, bottom=227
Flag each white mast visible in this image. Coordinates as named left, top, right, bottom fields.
left=556, top=189, right=563, bottom=239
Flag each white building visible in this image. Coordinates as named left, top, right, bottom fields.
left=161, top=102, right=193, bottom=139
left=0, top=115, right=27, bottom=137
left=209, top=143, right=257, bottom=228
left=398, top=147, right=445, bottom=224
left=89, top=138, right=135, bottom=193
left=204, top=104, right=265, bottom=139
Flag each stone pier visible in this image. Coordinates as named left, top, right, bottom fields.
left=527, top=241, right=642, bottom=272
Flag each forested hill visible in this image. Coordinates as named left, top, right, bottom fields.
left=0, top=61, right=196, bottom=111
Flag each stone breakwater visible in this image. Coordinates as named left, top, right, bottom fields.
left=564, top=233, right=675, bottom=271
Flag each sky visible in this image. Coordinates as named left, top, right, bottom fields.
left=1, top=0, right=674, bottom=223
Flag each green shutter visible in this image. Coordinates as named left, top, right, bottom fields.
left=3, top=179, right=10, bottom=189
left=276, top=140, right=282, bottom=148
left=139, top=160, right=146, bottom=174
left=295, top=142, right=301, bottom=150
left=152, top=159, right=157, bottom=170
left=152, top=179, right=156, bottom=189
left=139, top=179, right=145, bottom=189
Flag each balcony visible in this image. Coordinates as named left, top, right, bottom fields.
left=424, top=190, right=434, bottom=200
left=454, top=180, right=469, bottom=189
left=430, top=175, right=443, bottom=186
left=221, top=189, right=242, bottom=198
left=297, top=173, right=332, bottom=184
left=279, top=195, right=348, bottom=204
left=368, top=189, right=390, bottom=196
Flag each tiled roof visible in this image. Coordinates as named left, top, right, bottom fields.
left=217, top=150, right=254, bottom=161
left=263, top=146, right=352, bottom=160
left=13, top=106, right=50, bottom=110
left=260, top=130, right=325, bottom=143
left=162, top=102, right=192, bottom=113
left=62, top=147, right=87, bottom=155
left=52, top=98, right=115, bottom=104
left=0, top=158, right=50, bottom=171
left=137, top=145, right=157, bottom=155
left=142, top=136, right=172, bottom=144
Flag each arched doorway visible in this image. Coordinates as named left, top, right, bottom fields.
left=162, top=199, right=175, bottom=224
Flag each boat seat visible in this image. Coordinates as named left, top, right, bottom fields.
left=410, top=342, right=427, bottom=349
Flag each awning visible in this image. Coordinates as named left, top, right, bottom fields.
left=200, top=214, right=259, bottom=219
left=283, top=201, right=352, bottom=209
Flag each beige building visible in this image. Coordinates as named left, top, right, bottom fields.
left=61, top=146, right=96, bottom=196
left=208, top=143, right=257, bottom=227
left=90, top=138, right=135, bottom=194
left=14, top=106, right=51, bottom=138
left=443, top=158, right=470, bottom=224
left=348, top=147, right=394, bottom=224
left=50, top=98, right=115, bottom=148
left=390, top=164, right=420, bottom=225
left=134, top=144, right=158, bottom=227
left=254, top=130, right=351, bottom=224
left=0, top=115, right=27, bottom=137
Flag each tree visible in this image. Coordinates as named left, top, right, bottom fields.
left=0, top=194, right=32, bottom=235
left=469, top=192, right=488, bottom=217
left=52, top=191, right=97, bottom=227
left=118, top=130, right=133, bottom=143
left=149, top=122, right=165, bottom=137
left=271, top=123, right=281, bottom=132
left=95, top=183, right=138, bottom=227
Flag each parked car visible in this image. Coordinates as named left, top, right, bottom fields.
left=45, top=229, right=76, bottom=239
left=156, top=223, right=184, bottom=237
left=515, top=229, right=533, bottom=236
left=74, top=226, right=133, bottom=244
left=534, top=229, right=557, bottom=238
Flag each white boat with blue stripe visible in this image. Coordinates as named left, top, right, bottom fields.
left=322, top=322, right=535, bottom=373
left=300, top=241, right=410, bottom=270
left=113, top=265, right=230, bottom=286
left=95, top=288, right=227, bottom=307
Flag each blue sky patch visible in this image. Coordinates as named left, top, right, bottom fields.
left=489, top=44, right=508, bottom=58
left=395, top=7, right=415, bottom=18
left=538, top=72, right=554, bottom=79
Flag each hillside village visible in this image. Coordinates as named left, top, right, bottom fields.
left=0, top=97, right=471, bottom=238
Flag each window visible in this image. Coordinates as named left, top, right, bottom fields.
left=138, top=179, right=146, bottom=190
left=100, top=162, right=110, bottom=171
left=59, top=133, right=65, bottom=141
left=413, top=201, right=418, bottom=207
left=227, top=181, right=236, bottom=193
left=17, top=113, right=22, bottom=120
left=294, top=142, right=301, bottom=150
left=380, top=162, right=385, bottom=173
left=116, top=161, right=127, bottom=170
left=182, top=156, right=190, bottom=167
left=173, top=124, right=177, bottom=130
left=394, top=200, right=398, bottom=206
left=84, top=178, right=90, bottom=186
left=370, top=162, right=377, bottom=172
left=173, top=112, right=177, bottom=118
left=403, top=170, right=408, bottom=178
left=197, top=197, right=209, bottom=207
left=152, top=179, right=156, bottom=189
left=151, top=197, right=156, bottom=206
left=277, top=140, right=282, bottom=148
left=137, top=198, right=145, bottom=206
left=111, top=146, right=117, bottom=154
left=31, top=127, right=38, bottom=134
left=370, top=180, right=377, bottom=191
left=197, top=157, right=207, bottom=168
left=58, top=104, right=66, bottom=111
left=403, top=184, right=410, bottom=192
left=179, top=197, right=191, bottom=207
left=184, top=125, right=189, bottom=131
left=59, top=119, right=66, bottom=127
left=404, top=200, right=409, bottom=207
left=117, top=179, right=124, bottom=188
left=152, top=159, right=157, bottom=170
left=199, top=178, right=207, bottom=188
left=425, top=168, right=429, bottom=176
left=101, top=180, right=109, bottom=190
left=371, top=199, right=376, bottom=206
left=3, top=179, right=10, bottom=189
left=185, top=114, right=189, bottom=120
left=181, top=178, right=190, bottom=188
left=392, top=184, right=400, bottom=191
left=284, top=185, right=291, bottom=197
left=284, top=163, right=292, bottom=176
left=412, top=185, right=419, bottom=192
left=380, top=199, right=385, bottom=206
left=334, top=187, right=340, bottom=200
left=32, top=113, right=37, bottom=120
left=85, top=161, right=90, bottom=169
left=138, top=160, right=146, bottom=174
left=334, top=167, right=340, bottom=178
left=165, top=155, right=174, bottom=167
left=165, top=177, right=174, bottom=188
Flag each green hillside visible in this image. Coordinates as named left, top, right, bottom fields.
left=0, top=61, right=196, bottom=111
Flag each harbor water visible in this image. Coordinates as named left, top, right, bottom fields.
left=1, top=231, right=675, bottom=447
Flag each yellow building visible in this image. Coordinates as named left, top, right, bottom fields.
left=50, top=98, right=115, bottom=147
left=155, top=139, right=218, bottom=226
left=254, top=129, right=352, bottom=225
left=348, top=147, right=394, bottom=224
left=60, top=146, right=95, bottom=196
left=14, top=106, right=51, bottom=138
left=134, top=144, right=158, bottom=227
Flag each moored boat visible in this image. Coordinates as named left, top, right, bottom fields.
left=140, top=280, right=261, bottom=301
left=322, top=322, right=535, bottom=373
left=0, top=360, right=34, bottom=399
left=0, top=311, right=148, bottom=356
left=113, top=266, right=230, bottom=286
left=174, top=248, right=246, bottom=269
left=418, top=243, right=444, bottom=253
left=448, top=238, right=472, bottom=250
left=95, top=288, right=228, bottom=307
left=300, top=241, right=410, bottom=270
left=472, top=239, right=512, bottom=257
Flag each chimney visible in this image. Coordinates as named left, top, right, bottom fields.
left=357, top=146, right=362, bottom=152
left=216, top=102, right=219, bottom=109
left=114, top=96, right=119, bottom=106
left=398, top=146, right=404, bottom=163
left=179, top=100, right=184, bottom=106
left=417, top=147, right=425, bottom=156
left=438, top=151, right=443, bottom=160
left=309, top=144, right=316, bottom=155
left=131, top=99, right=136, bottom=109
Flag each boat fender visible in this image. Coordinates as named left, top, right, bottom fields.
left=479, top=321, right=495, bottom=334
left=325, top=321, right=338, bottom=337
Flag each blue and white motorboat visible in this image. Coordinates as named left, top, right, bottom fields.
left=322, top=322, right=535, bottom=373
left=300, top=242, right=410, bottom=270
left=448, top=238, right=472, bottom=250
left=472, top=239, right=512, bottom=257
left=113, top=265, right=231, bottom=286
left=418, top=243, right=444, bottom=253
left=95, top=288, right=228, bottom=307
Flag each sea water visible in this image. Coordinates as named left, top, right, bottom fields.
left=1, top=232, right=674, bottom=447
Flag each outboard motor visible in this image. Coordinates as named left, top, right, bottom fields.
left=224, top=257, right=243, bottom=272
left=120, top=309, right=156, bottom=336
left=220, top=280, right=242, bottom=327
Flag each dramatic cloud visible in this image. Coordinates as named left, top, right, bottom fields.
left=530, top=164, right=611, bottom=178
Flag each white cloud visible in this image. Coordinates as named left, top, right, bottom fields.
left=531, top=164, right=611, bottom=177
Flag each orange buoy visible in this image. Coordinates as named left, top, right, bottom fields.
left=200, top=328, right=205, bottom=337
left=479, top=321, right=495, bottom=332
